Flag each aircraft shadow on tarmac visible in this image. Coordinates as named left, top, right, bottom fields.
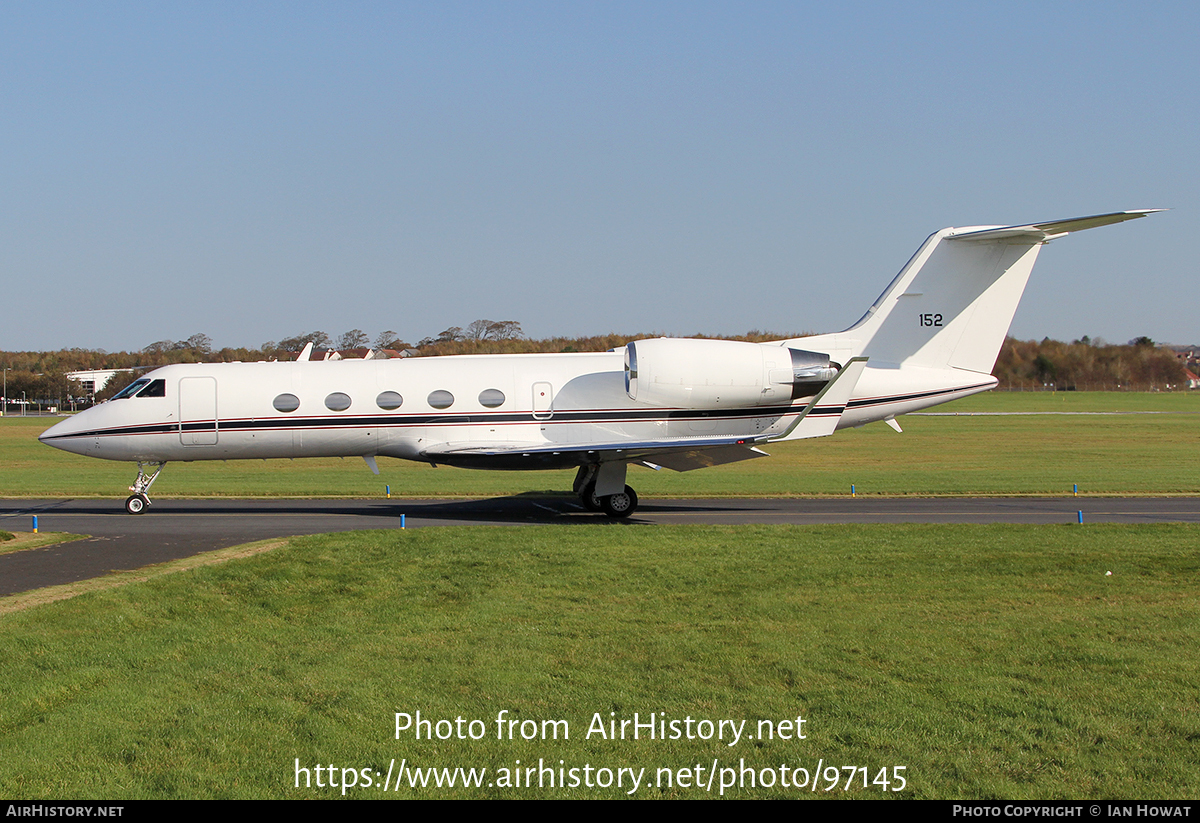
left=2, top=495, right=752, bottom=525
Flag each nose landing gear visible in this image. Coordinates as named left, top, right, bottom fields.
left=125, top=461, right=166, bottom=515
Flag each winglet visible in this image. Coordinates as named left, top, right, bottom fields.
left=771, top=357, right=867, bottom=442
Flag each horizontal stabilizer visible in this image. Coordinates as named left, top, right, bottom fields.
left=947, top=209, right=1163, bottom=243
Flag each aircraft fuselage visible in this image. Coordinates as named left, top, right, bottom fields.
left=38, top=352, right=994, bottom=469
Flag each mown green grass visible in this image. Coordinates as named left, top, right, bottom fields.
left=5, top=392, right=1200, bottom=497
left=0, top=532, right=88, bottom=556
left=936, top=390, right=1200, bottom=414
left=1, top=524, right=1196, bottom=799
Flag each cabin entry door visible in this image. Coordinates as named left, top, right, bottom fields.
left=179, top=377, right=219, bottom=446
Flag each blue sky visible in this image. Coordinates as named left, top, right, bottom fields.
left=2, top=2, right=1195, bottom=352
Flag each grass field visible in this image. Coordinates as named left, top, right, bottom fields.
left=4, top=391, right=1200, bottom=498
left=1, top=524, right=1196, bottom=799
left=0, top=531, right=87, bottom=557
left=3, top=393, right=1197, bottom=799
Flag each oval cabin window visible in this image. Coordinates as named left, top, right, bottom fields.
left=325, top=392, right=352, bottom=411
left=427, top=390, right=454, bottom=410
left=273, top=393, right=300, bottom=413
left=376, top=391, right=403, bottom=410
left=478, top=388, right=505, bottom=408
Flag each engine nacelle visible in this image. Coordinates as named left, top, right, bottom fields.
left=624, top=338, right=838, bottom=409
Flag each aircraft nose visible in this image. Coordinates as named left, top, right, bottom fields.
left=39, top=416, right=70, bottom=443
left=39, top=414, right=93, bottom=454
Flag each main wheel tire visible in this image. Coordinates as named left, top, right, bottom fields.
left=580, top=482, right=603, bottom=512
left=601, top=485, right=638, bottom=519
left=125, top=494, right=148, bottom=515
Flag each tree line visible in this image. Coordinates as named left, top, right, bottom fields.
left=993, top=336, right=1190, bottom=391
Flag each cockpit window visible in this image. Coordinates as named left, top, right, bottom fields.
left=112, top=378, right=166, bottom=399
left=112, top=379, right=150, bottom=400
left=136, top=379, right=166, bottom=398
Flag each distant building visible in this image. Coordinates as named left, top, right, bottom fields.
left=64, top=368, right=135, bottom=397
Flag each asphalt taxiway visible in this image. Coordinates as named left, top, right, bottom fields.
left=3, top=496, right=1199, bottom=597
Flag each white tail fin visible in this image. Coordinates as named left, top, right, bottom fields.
left=788, top=210, right=1162, bottom=374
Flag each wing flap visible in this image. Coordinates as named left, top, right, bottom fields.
left=422, top=434, right=767, bottom=470
left=645, top=444, right=770, bottom=472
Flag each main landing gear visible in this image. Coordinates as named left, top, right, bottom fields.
left=574, top=465, right=639, bottom=519
left=125, top=461, right=166, bottom=515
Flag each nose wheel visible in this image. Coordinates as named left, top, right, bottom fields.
left=125, top=461, right=166, bottom=514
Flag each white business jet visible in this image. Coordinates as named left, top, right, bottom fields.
left=40, top=210, right=1160, bottom=516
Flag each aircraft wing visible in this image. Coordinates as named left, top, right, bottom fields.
left=768, top=357, right=866, bottom=442
left=420, top=357, right=867, bottom=471
left=422, top=433, right=773, bottom=471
